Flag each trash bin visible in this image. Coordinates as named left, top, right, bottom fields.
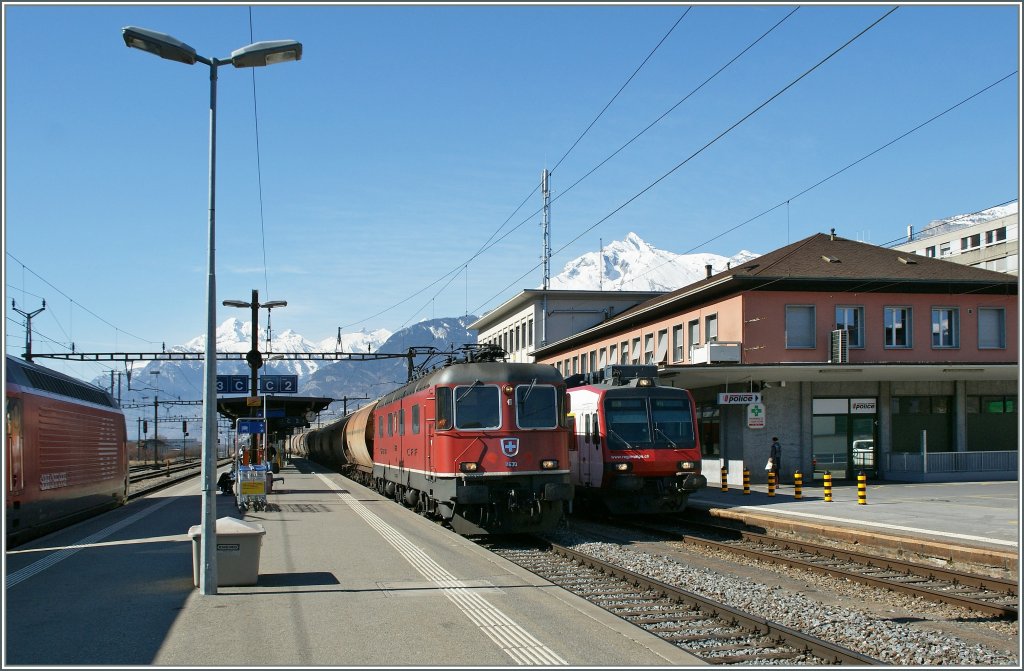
left=189, top=517, right=266, bottom=587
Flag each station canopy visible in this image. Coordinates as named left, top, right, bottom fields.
left=217, top=395, right=334, bottom=438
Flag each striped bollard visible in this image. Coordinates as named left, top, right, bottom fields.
left=720, top=466, right=728, bottom=492
left=742, top=467, right=750, bottom=495
left=858, top=471, right=867, bottom=505
left=794, top=470, right=802, bottom=499
left=823, top=471, right=832, bottom=502
left=767, top=471, right=776, bottom=497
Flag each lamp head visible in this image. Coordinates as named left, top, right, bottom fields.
left=122, top=26, right=198, bottom=65
left=230, top=40, right=302, bottom=68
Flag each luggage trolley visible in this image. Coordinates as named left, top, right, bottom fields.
left=234, top=417, right=270, bottom=513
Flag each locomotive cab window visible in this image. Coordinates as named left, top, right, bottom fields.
left=435, top=387, right=452, bottom=430
left=453, top=384, right=500, bottom=430
left=515, top=383, right=557, bottom=429
left=651, top=397, right=696, bottom=448
left=605, top=398, right=650, bottom=448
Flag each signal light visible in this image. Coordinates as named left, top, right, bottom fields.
left=612, top=462, right=631, bottom=472
left=143, top=420, right=148, bottom=433
left=460, top=462, right=479, bottom=473
left=503, top=384, right=514, bottom=395
left=678, top=461, right=695, bottom=470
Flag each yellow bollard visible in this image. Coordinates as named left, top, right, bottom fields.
left=721, top=466, right=728, bottom=492
left=824, top=471, right=832, bottom=502
left=767, top=470, right=776, bottom=497
left=858, top=471, right=867, bottom=505
left=742, top=467, right=750, bottom=495
left=794, top=470, right=802, bottom=499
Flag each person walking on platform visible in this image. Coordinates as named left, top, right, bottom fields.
left=769, top=436, right=782, bottom=484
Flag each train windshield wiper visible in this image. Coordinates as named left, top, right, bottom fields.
left=456, top=380, right=482, bottom=403
left=521, top=378, right=537, bottom=403
left=655, top=427, right=677, bottom=448
left=607, top=427, right=634, bottom=450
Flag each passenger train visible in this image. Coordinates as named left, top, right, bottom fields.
left=291, top=346, right=573, bottom=534
left=565, top=365, right=706, bottom=514
left=5, top=355, right=129, bottom=546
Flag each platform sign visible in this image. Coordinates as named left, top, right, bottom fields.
left=216, top=375, right=250, bottom=394
left=237, top=418, right=267, bottom=434
left=259, top=375, right=298, bottom=394
left=256, top=408, right=286, bottom=418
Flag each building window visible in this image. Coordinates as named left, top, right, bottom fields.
left=960, top=234, right=981, bottom=251
left=656, top=329, right=668, bottom=363
left=785, top=305, right=816, bottom=349
left=631, top=338, right=641, bottom=364
left=571, top=356, right=579, bottom=375
left=939, top=242, right=951, bottom=257
left=985, top=227, right=1007, bottom=245
left=620, top=341, right=629, bottom=365
left=978, top=307, right=1006, bottom=349
left=705, top=314, right=718, bottom=343
left=884, top=306, right=912, bottom=348
left=527, top=319, right=534, bottom=347
left=835, top=306, right=864, bottom=348
left=931, top=307, right=959, bottom=348
left=687, top=319, right=699, bottom=360
left=609, top=344, right=618, bottom=364
left=580, top=351, right=587, bottom=374
left=924, top=246, right=936, bottom=258
left=598, top=348, right=607, bottom=369
left=589, top=350, right=597, bottom=372
left=672, top=325, right=683, bottom=362
left=643, top=334, right=654, bottom=364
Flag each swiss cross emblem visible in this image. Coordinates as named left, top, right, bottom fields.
left=501, top=438, right=520, bottom=457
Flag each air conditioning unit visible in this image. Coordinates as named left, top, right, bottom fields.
left=830, top=329, right=849, bottom=364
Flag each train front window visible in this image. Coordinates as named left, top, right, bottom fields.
left=515, top=383, right=557, bottom=428
left=651, top=397, right=696, bottom=448
left=454, top=384, right=501, bottom=429
left=605, top=398, right=650, bottom=448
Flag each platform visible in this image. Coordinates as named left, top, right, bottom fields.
left=684, top=479, right=1019, bottom=572
left=4, top=459, right=702, bottom=666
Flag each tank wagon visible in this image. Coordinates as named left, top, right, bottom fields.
left=565, top=365, right=706, bottom=515
left=6, top=355, right=129, bottom=546
left=293, top=347, right=572, bottom=534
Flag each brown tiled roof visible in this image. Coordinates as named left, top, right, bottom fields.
left=535, top=232, right=1017, bottom=354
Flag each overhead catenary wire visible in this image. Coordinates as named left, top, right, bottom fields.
left=472, top=6, right=901, bottom=313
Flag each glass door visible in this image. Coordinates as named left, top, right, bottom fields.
left=849, top=416, right=877, bottom=478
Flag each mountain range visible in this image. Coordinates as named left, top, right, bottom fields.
left=95, top=232, right=759, bottom=430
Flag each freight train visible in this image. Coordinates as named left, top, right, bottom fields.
left=565, top=365, right=706, bottom=514
left=291, top=346, right=573, bottom=534
left=5, top=355, right=129, bottom=546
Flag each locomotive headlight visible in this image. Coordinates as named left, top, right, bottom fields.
left=460, top=461, right=480, bottom=473
left=503, top=384, right=514, bottom=395
left=678, top=461, right=695, bottom=470
left=638, top=378, right=653, bottom=386
left=540, top=459, right=558, bottom=470
left=613, top=462, right=631, bottom=472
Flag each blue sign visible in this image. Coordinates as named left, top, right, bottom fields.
left=216, top=375, right=250, bottom=394
left=259, top=375, right=298, bottom=394
left=256, top=409, right=286, bottom=418
left=237, top=419, right=267, bottom=434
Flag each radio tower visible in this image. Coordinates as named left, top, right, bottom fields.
left=541, top=169, right=551, bottom=346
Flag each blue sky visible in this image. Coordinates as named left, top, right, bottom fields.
left=3, top=2, right=1020, bottom=383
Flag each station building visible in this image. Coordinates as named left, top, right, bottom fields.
left=478, top=232, right=1019, bottom=485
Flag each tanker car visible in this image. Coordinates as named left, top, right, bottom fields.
left=565, top=365, right=706, bottom=514
left=292, top=347, right=572, bottom=534
left=6, top=355, right=129, bottom=546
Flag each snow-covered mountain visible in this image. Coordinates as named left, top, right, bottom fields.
left=548, top=232, right=758, bottom=292
left=910, top=201, right=1018, bottom=242
left=95, top=231, right=761, bottom=431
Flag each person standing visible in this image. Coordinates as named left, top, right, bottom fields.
left=769, top=436, right=782, bottom=483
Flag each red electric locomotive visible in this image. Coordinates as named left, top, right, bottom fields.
left=296, top=346, right=573, bottom=534
left=565, top=365, right=706, bottom=515
left=6, top=355, right=129, bottom=546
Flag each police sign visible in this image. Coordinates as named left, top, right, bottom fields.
left=718, top=392, right=762, bottom=405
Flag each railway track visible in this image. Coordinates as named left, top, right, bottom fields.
left=128, top=458, right=233, bottom=499
left=481, top=537, right=882, bottom=666
left=621, top=518, right=1018, bottom=620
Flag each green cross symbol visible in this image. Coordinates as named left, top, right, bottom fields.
left=749, top=405, right=763, bottom=417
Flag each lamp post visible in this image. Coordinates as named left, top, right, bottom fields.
left=122, top=26, right=301, bottom=596
left=150, top=370, right=161, bottom=467
left=223, top=290, right=287, bottom=465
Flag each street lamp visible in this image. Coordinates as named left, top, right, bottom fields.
left=122, top=26, right=301, bottom=596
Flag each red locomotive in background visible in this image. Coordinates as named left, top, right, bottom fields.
left=565, top=365, right=706, bottom=515
left=292, top=345, right=573, bottom=534
left=6, top=355, right=129, bottom=546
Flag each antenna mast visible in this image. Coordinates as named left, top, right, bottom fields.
left=541, top=169, right=551, bottom=346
